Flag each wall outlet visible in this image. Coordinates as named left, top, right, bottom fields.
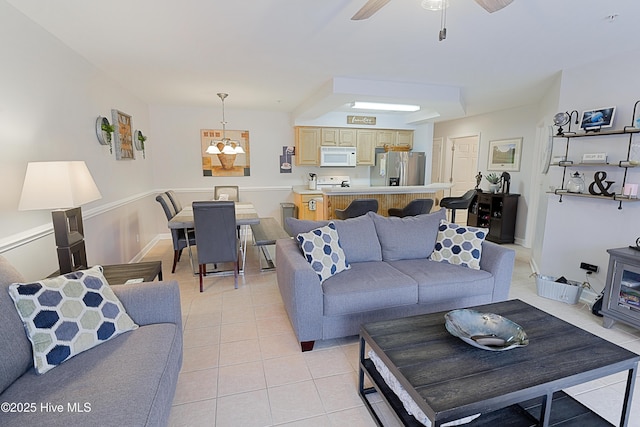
left=580, top=262, right=599, bottom=273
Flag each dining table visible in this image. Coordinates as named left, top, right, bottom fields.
left=168, top=202, right=259, bottom=275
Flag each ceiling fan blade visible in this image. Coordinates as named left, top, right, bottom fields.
left=351, top=0, right=391, bottom=20
left=473, top=0, right=514, bottom=13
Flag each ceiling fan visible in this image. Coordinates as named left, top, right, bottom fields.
left=351, top=0, right=514, bottom=20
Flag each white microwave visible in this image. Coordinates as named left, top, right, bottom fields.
left=320, top=146, right=357, bottom=167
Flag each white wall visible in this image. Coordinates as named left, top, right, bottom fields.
left=433, top=104, right=540, bottom=247
left=0, top=1, right=155, bottom=279
left=534, top=50, right=640, bottom=292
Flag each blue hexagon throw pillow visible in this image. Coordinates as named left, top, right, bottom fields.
left=430, top=220, right=488, bottom=270
left=8, top=265, right=137, bottom=374
left=296, top=222, right=350, bottom=283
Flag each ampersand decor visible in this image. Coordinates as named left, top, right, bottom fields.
left=588, top=171, right=615, bottom=197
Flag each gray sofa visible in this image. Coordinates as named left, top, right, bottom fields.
left=0, top=255, right=183, bottom=427
left=276, top=209, right=516, bottom=351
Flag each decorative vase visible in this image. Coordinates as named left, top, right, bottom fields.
left=217, top=153, right=236, bottom=170
left=489, top=183, right=500, bottom=193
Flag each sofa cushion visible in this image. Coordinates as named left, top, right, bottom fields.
left=7, top=266, right=138, bottom=374
left=287, top=216, right=382, bottom=263
left=369, top=209, right=446, bottom=261
left=430, top=220, right=488, bottom=270
left=285, top=217, right=329, bottom=237
left=322, top=262, right=418, bottom=316
left=296, top=222, right=350, bottom=283
left=0, top=323, right=181, bottom=427
left=0, top=256, right=33, bottom=394
left=388, top=259, right=494, bottom=304
left=333, top=214, right=382, bottom=262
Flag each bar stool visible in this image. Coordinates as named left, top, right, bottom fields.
left=440, top=189, right=477, bottom=223
left=388, top=199, right=434, bottom=218
left=334, top=199, right=378, bottom=219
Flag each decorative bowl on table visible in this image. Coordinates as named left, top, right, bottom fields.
left=444, top=309, right=529, bottom=351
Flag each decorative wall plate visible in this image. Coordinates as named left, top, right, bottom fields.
left=133, top=130, right=146, bottom=151
left=96, top=116, right=111, bottom=146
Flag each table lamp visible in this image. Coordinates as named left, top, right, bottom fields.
left=18, top=161, right=102, bottom=274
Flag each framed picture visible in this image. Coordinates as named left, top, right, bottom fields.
left=488, top=138, right=522, bottom=171
left=201, top=129, right=250, bottom=177
left=580, top=106, right=616, bottom=131
left=111, top=109, right=135, bottom=160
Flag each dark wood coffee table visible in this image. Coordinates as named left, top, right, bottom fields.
left=358, top=299, right=639, bottom=426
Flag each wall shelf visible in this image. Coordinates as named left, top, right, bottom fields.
left=550, top=100, right=640, bottom=209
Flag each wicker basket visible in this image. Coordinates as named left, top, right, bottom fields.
left=536, top=275, right=583, bottom=305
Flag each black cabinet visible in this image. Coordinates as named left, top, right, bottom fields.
left=467, top=192, right=519, bottom=244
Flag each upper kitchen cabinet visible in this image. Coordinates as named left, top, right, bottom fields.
left=356, top=130, right=376, bottom=166
left=376, top=130, right=396, bottom=148
left=375, top=130, right=414, bottom=149
left=295, top=127, right=320, bottom=166
left=321, top=128, right=357, bottom=146
left=396, top=130, right=414, bottom=149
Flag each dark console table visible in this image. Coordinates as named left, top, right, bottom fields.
left=601, top=247, right=640, bottom=331
left=359, top=299, right=638, bottom=426
left=467, top=192, right=519, bottom=244
left=50, top=261, right=162, bottom=285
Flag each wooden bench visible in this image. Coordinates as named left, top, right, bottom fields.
left=250, top=217, right=290, bottom=270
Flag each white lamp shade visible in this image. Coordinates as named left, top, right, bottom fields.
left=206, top=144, right=221, bottom=154
left=234, top=145, right=245, bottom=154
left=19, top=161, right=102, bottom=210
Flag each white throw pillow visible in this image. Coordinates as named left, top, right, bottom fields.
left=430, top=220, right=488, bottom=270
left=7, top=266, right=138, bottom=374
left=296, top=222, right=350, bottom=283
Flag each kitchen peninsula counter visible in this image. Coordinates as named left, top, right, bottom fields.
left=320, top=183, right=452, bottom=220
left=320, top=183, right=451, bottom=195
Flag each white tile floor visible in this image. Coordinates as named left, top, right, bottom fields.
left=142, top=240, right=640, bottom=426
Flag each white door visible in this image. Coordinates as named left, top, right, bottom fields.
left=446, top=135, right=479, bottom=224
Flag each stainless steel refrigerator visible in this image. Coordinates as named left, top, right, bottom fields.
left=370, top=150, right=426, bottom=186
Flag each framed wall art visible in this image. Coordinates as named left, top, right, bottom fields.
left=488, top=138, right=522, bottom=171
left=201, top=129, right=250, bottom=177
left=111, top=109, right=135, bottom=160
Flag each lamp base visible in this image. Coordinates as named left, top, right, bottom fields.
left=52, top=207, right=88, bottom=274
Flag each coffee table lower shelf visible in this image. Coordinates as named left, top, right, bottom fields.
left=359, top=358, right=612, bottom=427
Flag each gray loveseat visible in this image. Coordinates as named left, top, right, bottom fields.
left=276, top=209, right=516, bottom=351
left=0, top=256, right=183, bottom=427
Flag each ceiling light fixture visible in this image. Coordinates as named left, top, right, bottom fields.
left=421, top=0, right=449, bottom=41
left=421, top=0, right=449, bottom=11
left=206, top=93, right=245, bottom=155
left=351, top=101, right=420, bottom=112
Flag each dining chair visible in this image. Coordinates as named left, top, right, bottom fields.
left=165, top=190, right=183, bottom=212
left=192, top=201, right=240, bottom=292
left=440, top=189, right=477, bottom=223
left=156, top=193, right=196, bottom=273
left=334, top=199, right=378, bottom=219
left=388, top=198, right=434, bottom=218
left=214, top=186, right=239, bottom=201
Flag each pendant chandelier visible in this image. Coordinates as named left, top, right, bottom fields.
left=206, top=93, right=245, bottom=154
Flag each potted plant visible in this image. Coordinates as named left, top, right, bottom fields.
left=96, top=116, right=115, bottom=153
left=134, top=130, right=147, bottom=158
left=485, top=172, right=501, bottom=193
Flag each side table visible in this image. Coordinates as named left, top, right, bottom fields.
left=49, top=261, right=163, bottom=285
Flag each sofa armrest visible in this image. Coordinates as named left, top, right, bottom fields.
left=275, top=238, right=324, bottom=343
left=479, top=241, right=516, bottom=301
left=112, top=280, right=182, bottom=330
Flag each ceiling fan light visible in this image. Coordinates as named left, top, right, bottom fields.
left=352, top=101, right=420, bottom=112
left=421, top=0, right=449, bottom=11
